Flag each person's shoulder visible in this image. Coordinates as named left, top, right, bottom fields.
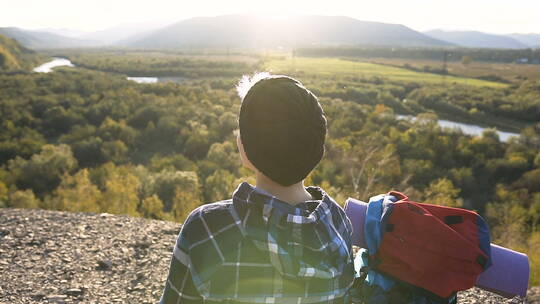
left=192, top=199, right=234, bottom=214
left=313, top=187, right=343, bottom=211
left=317, top=187, right=353, bottom=237
left=179, top=199, right=245, bottom=258
left=183, top=199, right=234, bottom=227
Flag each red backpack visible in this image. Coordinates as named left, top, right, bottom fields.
left=360, top=191, right=492, bottom=299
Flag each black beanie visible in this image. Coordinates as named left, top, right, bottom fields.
left=238, top=75, right=327, bottom=186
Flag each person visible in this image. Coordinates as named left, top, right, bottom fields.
left=160, top=73, right=355, bottom=304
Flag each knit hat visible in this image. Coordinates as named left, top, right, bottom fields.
left=238, top=75, right=327, bottom=186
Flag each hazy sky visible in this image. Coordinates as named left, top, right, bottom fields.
left=1, top=0, right=539, bottom=34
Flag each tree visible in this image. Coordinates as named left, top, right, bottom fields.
left=449, top=167, right=475, bottom=198
left=206, top=141, right=240, bottom=173
left=424, top=178, right=463, bottom=208
left=150, top=170, right=201, bottom=211
left=402, top=158, right=435, bottom=188
left=165, top=171, right=203, bottom=222
left=217, top=112, right=237, bottom=139
left=529, top=193, right=540, bottom=233
left=8, top=144, right=78, bottom=196
left=461, top=56, right=473, bottom=66
left=0, top=181, right=7, bottom=208
left=48, top=169, right=102, bottom=213
left=100, top=140, right=128, bottom=164
left=42, top=106, right=83, bottom=137
left=182, top=121, right=211, bottom=159
left=204, top=169, right=235, bottom=202
left=0, top=124, right=47, bottom=165
left=149, top=154, right=197, bottom=172
left=140, top=194, right=166, bottom=219
left=534, top=152, right=540, bottom=168
left=485, top=185, right=528, bottom=251
left=98, top=117, right=137, bottom=145
left=0, top=52, right=5, bottom=69
left=9, top=189, right=40, bottom=209
left=527, top=232, right=540, bottom=286
left=100, top=166, right=140, bottom=217
left=512, top=168, right=540, bottom=193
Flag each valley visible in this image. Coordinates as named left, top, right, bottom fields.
left=1, top=18, right=540, bottom=288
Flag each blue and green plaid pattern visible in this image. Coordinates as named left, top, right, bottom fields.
left=160, top=182, right=356, bottom=304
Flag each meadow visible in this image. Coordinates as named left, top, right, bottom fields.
left=365, top=57, right=540, bottom=83
left=264, top=57, right=507, bottom=88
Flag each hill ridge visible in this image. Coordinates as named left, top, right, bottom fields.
left=424, top=29, right=529, bottom=49
left=127, top=14, right=452, bottom=49
left=0, top=33, right=35, bottom=70
left=0, top=27, right=99, bottom=49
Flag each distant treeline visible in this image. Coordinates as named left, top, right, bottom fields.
left=65, top=53, right=261, bottom=78
left=296, top=47, right=540, bottom=64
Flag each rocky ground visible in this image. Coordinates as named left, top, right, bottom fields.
left=0, top=208, right=537, bottom=303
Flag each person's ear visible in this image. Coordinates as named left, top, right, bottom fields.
left=236, top=132, right=257, bottom=172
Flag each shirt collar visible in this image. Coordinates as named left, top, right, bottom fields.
left=232, top=182, right=325, bottom=213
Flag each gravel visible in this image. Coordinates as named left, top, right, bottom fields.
left=0, top=208, right=537, bottom=303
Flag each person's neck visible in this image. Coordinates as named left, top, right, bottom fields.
left=255, top=173, right=313, bottom=205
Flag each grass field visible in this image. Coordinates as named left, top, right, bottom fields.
left=264, top=57, right=507, bottom=88
left=363, top=57, right=540, bottom=83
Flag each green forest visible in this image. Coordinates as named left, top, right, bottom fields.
left=1, top=43, right=540, bottom=284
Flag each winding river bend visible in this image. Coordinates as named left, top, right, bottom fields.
left=438, top=119, right=518, bottom=142
left=34, top=59, right=186, bottom=84
left=34, top=58, right=520, bottom=142
left=33, top=58, right=74, bottom=73
left=397, top=115, right=518, bottom=142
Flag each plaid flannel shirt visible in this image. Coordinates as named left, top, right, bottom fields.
left=160, top=182, right=356, bottom=304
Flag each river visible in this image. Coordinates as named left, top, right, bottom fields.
left=397, top=115, right=519, bottom=142
left=34, top=58, right=186, bottom=84
left=438, top=119, right=518, bottom=142
left=126, top=76, right=187, bottom=84
left=33, top=57, right=74, bottom=73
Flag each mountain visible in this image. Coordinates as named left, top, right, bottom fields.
left=128, top=14, right=453, bottom=49
left=424, top=30, right=528, bottom=49
left=37, top=28, right=89, bottom=38
left=506, top=33, right=540, bottom=48
left=0, top=33, right=36, bottom=70
left=0, top=27, right=98, bottom=49
left=80, top=21, right=174, bottom=45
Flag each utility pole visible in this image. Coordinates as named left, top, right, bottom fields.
left=442, top=50, right=449, bottom=83
left=443, top=50, right=448, bottom=73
